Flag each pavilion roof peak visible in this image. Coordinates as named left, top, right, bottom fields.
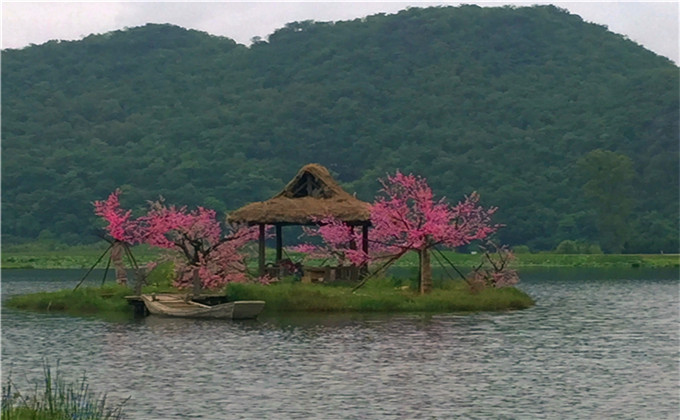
left=276, top=163, right=344, bottom=200
left=228, top=163, right=371, bottom=225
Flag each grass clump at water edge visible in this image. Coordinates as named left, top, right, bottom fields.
left=4, top=284, right=133, bottom=320
left=5, top=275, right=533, bottom=319
left=2, top=361, right=128, bottom=420
left=226, top=278, right=534, bottom=313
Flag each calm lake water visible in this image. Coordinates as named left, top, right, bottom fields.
left=2, top=268, right=679, bottom=419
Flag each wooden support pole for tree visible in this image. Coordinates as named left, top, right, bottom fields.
left=101, top=253, right=112, bottom=286
left=258, top=224, right=266, bottom=277
left=74, top=242, right=113, bottom=291
left=275, top=224, right=282, bottom=263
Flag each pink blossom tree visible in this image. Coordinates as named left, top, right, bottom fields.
left=93, top=189, right=143, bottom=285
left=370, top=171, right=499, bottom=294
left=295, top=172, right=501, bottom=294
left=291, top=216, right=369, bottom=266
left=93, top=189, right=142, bottom=245
left=139, top=199, right=260, bottom=289
left=94, top=191, right=260, bottom=290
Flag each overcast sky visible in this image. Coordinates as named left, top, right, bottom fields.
left=2, top=1, right=678, bottom=64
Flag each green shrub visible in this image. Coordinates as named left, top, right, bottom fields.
left=555, top=240, right=603, bottom=254
left=586, top=244, right=604, bottom=254
left=145, top=261, right=175, bottom=289
left=512, top=245, right=531, bottom=254
left=555, top=240, right=578, bottom=254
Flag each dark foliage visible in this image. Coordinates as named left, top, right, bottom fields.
left=2, top=5, right=678, bottom=252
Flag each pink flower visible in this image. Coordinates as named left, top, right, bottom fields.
left=295, top=171, right=501, bottom=270
left=93, top=189, right=141, bottom=244
left=94, top=190, right=261, bottom=290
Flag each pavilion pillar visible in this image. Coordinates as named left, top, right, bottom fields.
left=349, top=223, right=357, bottom=251
left=275, top=224, right=283, bottom=263
left=258, top=224, right=266, bottom=277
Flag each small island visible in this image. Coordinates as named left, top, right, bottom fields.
left=6, top=164, right=536, bottom=319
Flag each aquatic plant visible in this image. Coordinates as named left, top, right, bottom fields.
left=2, top=361, right=128, bottom=420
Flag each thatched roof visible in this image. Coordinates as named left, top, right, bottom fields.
left=227, top=163, right=371, bottom=225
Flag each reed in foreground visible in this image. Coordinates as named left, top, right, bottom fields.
left=2, top=362, right=128, bottom=420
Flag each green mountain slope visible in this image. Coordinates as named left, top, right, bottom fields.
left=2, top=5, right=678, bottom=252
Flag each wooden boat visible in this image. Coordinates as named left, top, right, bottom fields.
left=140, top=294, right=265, bottom=320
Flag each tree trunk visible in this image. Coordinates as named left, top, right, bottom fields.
left=419, top=247, right=432, bottom=294
left=111, top=241, right=127, bottom=286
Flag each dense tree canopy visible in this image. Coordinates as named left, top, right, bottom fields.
left=2, top=5, right=678, bottom=252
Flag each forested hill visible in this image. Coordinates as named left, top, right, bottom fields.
left=2, top=5, right=678, bottom=252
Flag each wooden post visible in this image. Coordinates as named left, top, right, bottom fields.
left=134, top=267, right=146, bottom=296
left=275, top=224, right=283, bottom=263
left=258, top=224, right=266, bottom=277
left=111, top=241, right=128, bottom=286
left=192, top=267, right=201, bottom=296
left=349, top=226, right=357, bottom=251
left=361, top=224, right=369, bottom=278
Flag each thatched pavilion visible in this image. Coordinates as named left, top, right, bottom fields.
left=228, top=163, right=371, bottom=278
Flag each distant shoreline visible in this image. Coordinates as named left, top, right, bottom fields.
left=2, top=248, right=677, bottom=270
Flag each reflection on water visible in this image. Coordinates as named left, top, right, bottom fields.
left=2, top=268, right=678, bottom=419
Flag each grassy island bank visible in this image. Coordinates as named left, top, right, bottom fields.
left=5, top=284, right=132, bottom=317
left=4, top=278, right=534, bottom=320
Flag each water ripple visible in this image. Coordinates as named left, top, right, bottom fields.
left=2, top=268, right=678, bottom=419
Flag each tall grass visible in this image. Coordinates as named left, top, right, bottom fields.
left=226, top=278, right=534, bottom=313
left=5, top=284, right=132, bottom=320
left=2, top=361, right=127, bottom=420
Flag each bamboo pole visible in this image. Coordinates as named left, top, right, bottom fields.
left=74, top=243, right=113, bottom=291
left=100, top=254, right=112, bottom=286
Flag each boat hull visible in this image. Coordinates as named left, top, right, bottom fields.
left=141, top=294, right=265, bottom=319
